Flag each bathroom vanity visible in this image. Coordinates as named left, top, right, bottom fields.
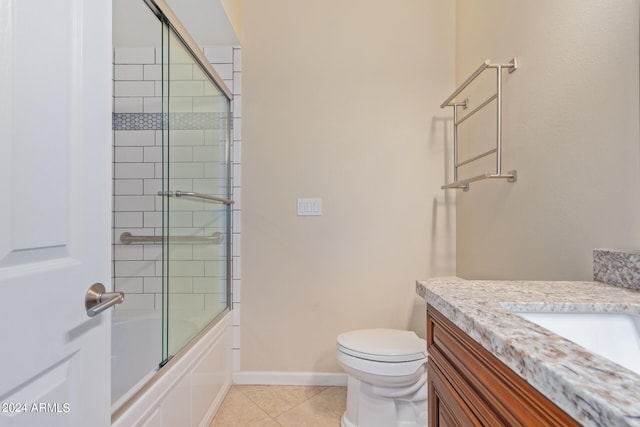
left=427, top=304, right=578, bottom=426
left=416, top=278, right=640, bottom=427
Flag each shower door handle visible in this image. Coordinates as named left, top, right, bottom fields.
left=159, top=190, right=234, bottom=205
left=85, top=283, right=125, bottom=317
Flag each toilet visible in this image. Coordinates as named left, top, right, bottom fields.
left=336, top=329, right=428, bottom=427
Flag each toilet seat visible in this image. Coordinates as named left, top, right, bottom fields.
left=337, top=329, right=426, bottom=363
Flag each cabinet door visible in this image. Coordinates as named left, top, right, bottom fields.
left=429, top=363, right=481, bottom=427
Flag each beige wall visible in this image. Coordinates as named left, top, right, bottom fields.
left=240, top=0, right=456, bottom=373
left=455, top=1, right=640, bottom=280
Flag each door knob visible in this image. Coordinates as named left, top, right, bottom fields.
left=85, top=283, right=125, bottom=317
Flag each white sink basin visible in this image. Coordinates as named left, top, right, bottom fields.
left=513, top=311, right=640, bottom=375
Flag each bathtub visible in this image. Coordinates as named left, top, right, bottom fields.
left=111, top=313, right=161, bottom=410
left=111, top=310, right=232, bottom=427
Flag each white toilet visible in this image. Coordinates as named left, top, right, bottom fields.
left=336, top=329, right=428, bottom=427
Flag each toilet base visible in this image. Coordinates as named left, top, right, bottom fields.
left=341, top=413, right=356, bottom=427
left=341, top=375, right=427, bottom=427
left=341, top=412, right=426, bottom=427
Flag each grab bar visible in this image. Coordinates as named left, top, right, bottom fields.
left=158, top=190, right=234, bottom=205
left=120, top=232, right=224, bottom=245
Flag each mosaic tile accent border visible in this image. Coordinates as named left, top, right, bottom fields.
left=593, top=249, right=640, bottom=291
left=113, top=112, right=229, bottom=131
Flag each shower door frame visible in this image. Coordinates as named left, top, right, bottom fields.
left=111, top=0, right=234, bottom=419
left=144, top=0, right=233, bottom=100
left=145, top=0, right=234, bottom=365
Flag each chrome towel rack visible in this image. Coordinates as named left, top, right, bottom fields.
left=440, top=58, right=518, bottom=191
left=120, top=232, right=224, bottom=245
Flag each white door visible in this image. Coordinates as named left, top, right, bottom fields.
left=0, top=1, right=113, bottom=427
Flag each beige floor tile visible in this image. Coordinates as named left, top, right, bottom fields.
left=236, top=385, right=328, bottom=418
left=258, top=421, right=282, bottom=427
left=275, top=387, right=347, bottom=427
left=210, top=387, right=274, bottom=427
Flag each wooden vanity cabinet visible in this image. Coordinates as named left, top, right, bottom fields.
left=426, top=304, right=580, bottom=427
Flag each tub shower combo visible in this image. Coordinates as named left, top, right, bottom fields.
left=111, top=1, right=235, bottom=425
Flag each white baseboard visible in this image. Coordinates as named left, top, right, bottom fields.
left=233, top=371, right=347, bottom=386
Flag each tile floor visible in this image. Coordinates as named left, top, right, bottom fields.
left=210, top=385, right=347, bottom=427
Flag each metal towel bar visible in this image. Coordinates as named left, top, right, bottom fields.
left=440, top=57, right=518, bottom=191
left=441, top=171, right=517, bottom=190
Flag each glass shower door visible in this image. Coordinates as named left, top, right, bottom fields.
left=161, top=25, right=232, bottom=361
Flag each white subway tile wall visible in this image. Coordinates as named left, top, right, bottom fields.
left=112, top=46, right=241, bottom=371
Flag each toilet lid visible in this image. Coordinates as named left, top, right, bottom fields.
left=337, top=329, right=426, bottom=363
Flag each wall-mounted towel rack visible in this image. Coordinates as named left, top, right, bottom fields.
left=120, top=232, right=224, bottom=245
left=440, top=58, right=518, bottom=191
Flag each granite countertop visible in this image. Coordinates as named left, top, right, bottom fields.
left=416, top=277, right=640, bottom=427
